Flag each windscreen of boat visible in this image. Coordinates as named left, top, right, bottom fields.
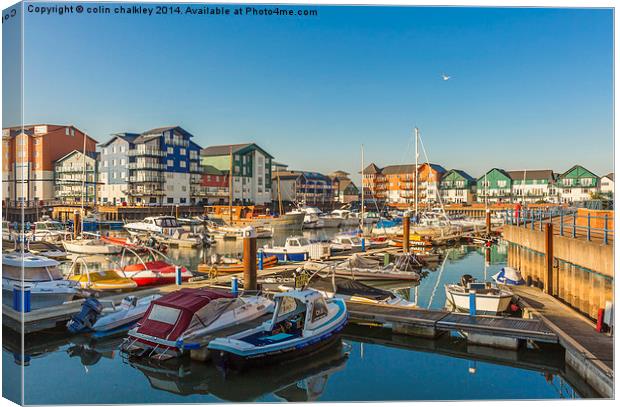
left=274, top=296, right=305, bottom=323
left=184, top=298, right=245, bottom=336
left=297, top=238, right=310, bottom=246
left=147, top=304, right=182, bottom=325
left=2, top=265, right=62, bottom=281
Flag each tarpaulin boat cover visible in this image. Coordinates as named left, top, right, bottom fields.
left=345, top=254, right=381, bottom=269
left=309, top=277, right=394, bottom=301
left=393, top=253, right=423, bottom=271
left=136, top=288, right=233, bottom=341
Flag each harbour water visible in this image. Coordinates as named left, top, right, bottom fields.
left=3, top=228, right=595, bottom=402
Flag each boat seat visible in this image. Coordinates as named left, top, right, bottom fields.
left=260, top=332, right=294, bottom=343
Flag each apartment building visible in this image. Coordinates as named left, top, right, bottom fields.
left=2, top=124, right=97, bottom=203
left=555, top=165, right=599, bottom=203
left=329, top=170, right=359, bottom=204
left=600, top=173, right=614, bottom=197
left=201, top=143, right=273, bottom=205
left=272, top=170, right=334, bottom=205
left=507, top=170, right=557, bottom=203
left=54, top=150, right=98, bottom=203
left=98, top=133, right=138, bottom=204
left=439, top=169, right=476, bottom=204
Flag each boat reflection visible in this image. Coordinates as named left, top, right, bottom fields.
left=125, top=339, right=349, bottom=401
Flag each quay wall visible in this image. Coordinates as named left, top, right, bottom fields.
left=503, top=225, right=613, bottom=319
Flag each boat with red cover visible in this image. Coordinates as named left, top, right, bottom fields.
left=116, top=247, right=193, bottom=287
left=121, top=288, right=273, bottom=360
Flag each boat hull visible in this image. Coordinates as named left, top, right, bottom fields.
left=445, top=287, right=513, bottom=314
left=2, top=288, right=75, bottom=310
left=262, top=251, right=309, bottom=262
left=62, top=241, right=122, bottom=255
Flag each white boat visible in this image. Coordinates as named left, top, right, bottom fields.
left=123, top=216, right=184, bottom=236
left=289, top=207, right=340, bottom=229
left=2, top=253, right=79, bottom=310
left=492, top=267, right=526, bottom=286
left=263, top=236, right=316, bottom=262
left=29, top=217, right=72, bottom=242
left=208, top=224, right=273, bottom=240
left=93, top=295, right=162, bottom=332
left=445, top=275, right=513, bottom=314
left=62, top=238, right=123, bottom=255
left=330, top=210, right=359, bottom=227
left=330, top=234, right=364, bottom=252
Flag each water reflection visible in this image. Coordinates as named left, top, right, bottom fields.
left=125, top=339, right=349, bottom=402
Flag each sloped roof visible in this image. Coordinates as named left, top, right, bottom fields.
left=507, top=170, right=555, bottom=182
left=557, top=165, right=599, bottom=179
left=54, top=149, right=97, bottom=163
left=442, top=169, right=475, bottom=182
left=99, top=133, right=140, bottom=147
left=203, top=165, right=225, bottom=176
left=603, top=173, right=614, bottom=181
left=363, top=163, right=382, bottom=174
left=477, top=168, right=511, bottom=182
left=201, top=143, right=274, bottom=159
left=273, top=170, right=303, bottom=180
left=132, top=126, right=195, bottom=144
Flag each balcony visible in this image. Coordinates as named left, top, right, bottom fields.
left=129, top=175, right=165, bottom=183
left=128, top=148, right=166, bottom=157
left=124, top=188, right=166, bottom=196
left=128, top=162, right=165, bottom=170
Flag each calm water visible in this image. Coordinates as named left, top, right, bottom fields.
left=3, top=231, right=595, bottom=403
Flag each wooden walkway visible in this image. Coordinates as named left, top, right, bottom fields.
left=511, top=285, right=613, bottom=370
left=346, top=302, right=558, bottom=343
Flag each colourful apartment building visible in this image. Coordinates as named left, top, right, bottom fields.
left=201, top=165, right=230, bottom=205
left=362, top=162, right=446, bottom=206
left=54, top=150, right=98, bottom=204
left=2, top=125, right=97, bottom=203
left=201, top=143, right=273, bottom=205
left=272, top=170, right=334, bottom=206
left=439, top=169, right=476, bottom=204
left=555, top=165, right=599, bottom=203
left=329, top=170, right=359, bottom=204
left=507, top=170, right=557, bottom=203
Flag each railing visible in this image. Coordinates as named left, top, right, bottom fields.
left=127, top=148, right=166, bottom=157
left=127, top=162, right=165, bottom=170
left=506, top=207, right=614, bottom=244
left=129, top=175, right=165, bottom=183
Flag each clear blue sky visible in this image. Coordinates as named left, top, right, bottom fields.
left=6, top=4, right=614, bottom=182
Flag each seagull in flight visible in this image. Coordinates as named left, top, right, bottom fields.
left=441, top=73, right=452, bottom=81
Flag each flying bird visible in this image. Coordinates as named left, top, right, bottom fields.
left=441, top=73, right=452, bottom=81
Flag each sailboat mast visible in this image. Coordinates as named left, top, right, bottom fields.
left=80, top=133, right=87, bottom=233
left=361, top=144, right=365, bottom=229
left=276, top=171, right=283, bottom=216
left=414, top=127, right=419, bottom=217
left=228, top=146, right=233, bottom=223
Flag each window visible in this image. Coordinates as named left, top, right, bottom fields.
left=311, top=298, right=329, bottom=322
left=112, top=159, right=116, bottom=166
left=71, top=128, right=75, bottom=136
left=121, top=159, right=126, bottom=165
left=103, top=148, right=107, bottom=155
left=181, top=185, right=187, bottom=192
left=167, top=197, right=174, bottom=204
left=112, top=146, right=116, bottom=153
left=103, top=161, right=108, bottom=167
left=167, top=159, right=174, bottom=167
left=180, top=161, right=186, bottom=168
left=167, top=147, right=173, bottom=154
left=498, top=180, right=507, bottom=187
left=147, top=305, right=180, bottom=324
left=180, top=148, right=186, bottom=155
left=65, top=128, right=70, bottom=136
left=120, top=146, right=125, bottom=153
left=121, top=171, right=126, bottom=179
left=180, top=198, right=186, bottom=204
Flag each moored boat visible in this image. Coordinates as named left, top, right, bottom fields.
left=208, top=289, right=347, bottom=371
left=121, top=289, right=273, bottom=360
left=2, top=253, right=79, bottom=310
left=118, top=247, right=193, bottom=287
left=197, top=254, right=279, bottom=275
left=492, top=267, right=526, bottom=286
left=62, top=238, right=123, bottom=255
left=445, top=274, right=513, bottom=314
left=263, top=236, right=317, bottom=262
left=66, top=255, right=138, bottom=291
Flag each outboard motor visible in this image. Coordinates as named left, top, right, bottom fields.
left=460, top=274, right=474, bottom=287
left=120, top=295, right=138, bottom=309
left=67, top=298, right=103, bottom=333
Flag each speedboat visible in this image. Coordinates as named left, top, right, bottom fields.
left=2, top=253, right=79, bottom=310
left=304, top=253, right=421, bottom=282
left=62, top=237, right=123, bottom=255
left=123, top=216, right=184, bottom=236
left=121, top=289, right=273, bottom=360
left=492, top=267, right=526, bottom=286
left=117, top=247, right=193, bottom=287
left=329, top=209, right=359, bottom=227
left=66, top=255, right=138, bottom=292
left=67, top=294, right=162, bottom=334
left=330, top=234, right=364, bottom=253
left=445, top=274, right=513, bottom=315
left=29, top=217, right=72, bottom=242
left=197, top=254, right=279, bottom=275
left=208, top=289, right=347, bottom=371
left=263, top=236, right=318, bottom=262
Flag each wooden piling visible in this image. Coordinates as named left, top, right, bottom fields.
left=403, top=215, right=410, bottom=253
left=544, top=223, right=553, bottom=295
left=243, top=236, right=257, bottom=291
left=73, top=211, right=81, bottom=239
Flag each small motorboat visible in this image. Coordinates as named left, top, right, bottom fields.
left=2, top=253, right=79, bottom=310
left=445, top=274, right=513, bottom=315
left=100, top=236, right=151, bottom=253
left=330, top=234, right=364, bottom=253
left=66, top=255, right=138, bottom=292
left=304, top=254, right=421, bottom=282
left=67, top=294, right=162, bottom=334
left=197, top=254, right=279, bottom=275
left=263, top=236, right=318, bottom=262
left=28, top=216, right=73, bottom=242
left=121, top=289, right=273, bottom=360
left=117, top=247, right=193, bottom=287
left=208, top=289, right=347, bottom=371
left=278, top=275, right=415, bottom=307
left=492, top=267, right=526, bottom=286
left=63, top=237, right=123, bottom=255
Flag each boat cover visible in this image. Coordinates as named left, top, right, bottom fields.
left=136, top=289, right=233, bottom=341
left=346, top=254, right=381, bottom=269
left=393, top=253, right=423, bottom=271
left=309, top=277, right=393, bottom=301
left=493, top=267, right=525, bottom=286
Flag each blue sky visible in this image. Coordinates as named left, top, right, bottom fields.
left=4, top=3, right=614, bottom=182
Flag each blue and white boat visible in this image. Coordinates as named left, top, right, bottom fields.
left=492, top=267, right=526, bottom=286
left=262, top=236, right=315, bottom=262
left=208, top=289, right=348, bottom=371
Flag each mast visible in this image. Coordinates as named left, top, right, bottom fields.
left=276, top=171, right=283, bottom=215
left=80, top=133, right=87, bottom=233
left=414, top=127, right=419, bottom=217
left=228, top=146, right=233, bottom=223
left=361, top=144, right=365, bottom=229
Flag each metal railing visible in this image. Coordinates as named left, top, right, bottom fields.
left=506, top=207, right=614, bottom=244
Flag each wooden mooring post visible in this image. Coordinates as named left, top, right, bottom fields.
left=403, top=215, right=410, bottom=253
left=243, top=234, right=257, bottom=291
left=544, top=223, right=554, bottom=295
left=73, top=211, right=81, bottom=239
left=485, top=209, right=491, bottom=234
